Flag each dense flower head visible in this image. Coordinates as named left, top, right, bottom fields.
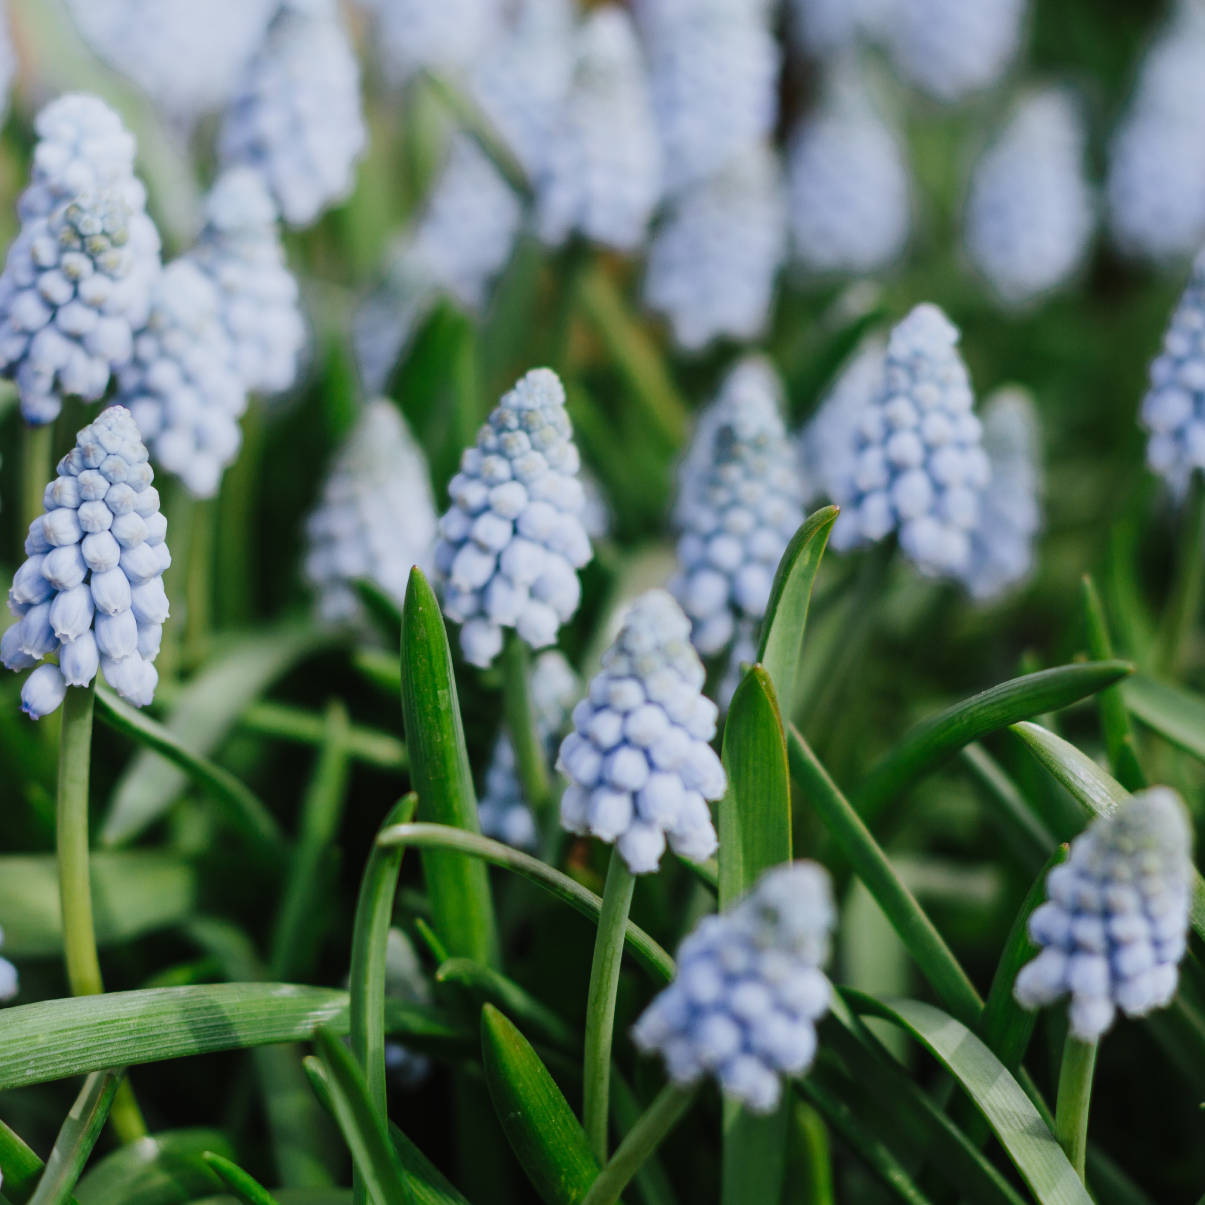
left=830, top=304, right=989, bottom=577
left=671, top=358, right=803, bottom=656
left=3, top=406, right=170, bottom=718
left=1015, top=787, right=1193, bottom=1040
left=558, top=589, right=723, bottom=873
left=965, top=89, right=1095, bottom=304
left=362, top=0, right=504, bottom=85
left=645, top=143, right=787, bottom=351
left=187, top=168, right=305, bottom=396
left=113, top=259, right=246, bottom=499
left=537, top=6, right=662, bottom=252
left=305, top=399, right=437, bottom=623
left=219, top=0, right=366, bottom=227
left=436, top=368, right=592, bottom=668
left=632, top=861, right=835, bottom=1111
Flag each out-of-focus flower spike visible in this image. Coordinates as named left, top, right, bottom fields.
left=359, top=0, right=506, bottom=86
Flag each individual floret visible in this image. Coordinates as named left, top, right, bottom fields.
left=632, top=862, right=835, bottom=1111
left=219, top=0, right=366, bottom=227
left=671, top=358, right=804, bottom=656
left=435, top=368, right=592, bottom=667
left=304, top=399, right=438, bottom=623
left=361, top=0, right=505, bottom=85
left=830, top=304, right=989, bottom=578
left=645, top=143, right=787, bottom=351
left=537, top=6, right=662, bottom=252
left=3, top=406, right=169, bottom=717
left=113, top=259, right=246, bottom=499
left=965, top=89, right=1095, bottom=304
left=558, top=589, right=723, bottom=873
left=1015, top=787, right=1193, bottom=1041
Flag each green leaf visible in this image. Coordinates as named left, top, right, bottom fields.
left=787, top=727, right=983, bottom=1029
left=312, top=1028, right=410, bottom=1205
left=960, top=744, right=1055, bottom=875
left=480, top=1004, right=599, bottom=1205
left=0, top=852, right=195, bottom=957
left=400, top=568, right=499, bottom=966
left=376, top=823, right=674, bottom=984
left=608, top=1073, right=679, bottom=1205
left=845, top=993, right=1094, bottom=1205
left=1121, top=672, right=1205, bottom=764
left=0, top=1115, right=76, bottom=1205
left=102, top=622, right=334, bottom=845
left=388, top=1125, right=471, bottom=1205
left=191, top=1195, right=351, bottom=1205
left=240, top=702, right=407, bottom=771
left=354, top=649, right=402, bottom=697
left=201, top=1155, right=279, bottom=1205
left=756, top=507, right=838, bottom=722
left=852, top=662, right=1134, bottom=830
left=28, top=1070, right=123, bottom=1205
left=75, top=1129, right=233, bottom=1205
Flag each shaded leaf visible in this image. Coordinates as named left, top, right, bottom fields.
left=389, top=1124, right=471, bottom=1205
left=29, top=1070, right=123, bottom=1205
left=1122, top=673, right=1205, bottom=765
left=240, top=702, right=406, bottom=771
left=201, top=1154, right=279, bottom=1205
left=75, top=1129, right=233, bottom=1205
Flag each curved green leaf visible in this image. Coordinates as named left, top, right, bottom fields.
left=0, top=1115, right=77, bottom=1205
left=29, top=1070, right=123, bottom=1205
left=201, top=1154, right=279, bottom=1205
left=1122, top=673, right=1205, bottom=763
left=75, top=1129, right=233, bottom=1205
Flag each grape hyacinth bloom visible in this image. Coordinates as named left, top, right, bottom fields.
left=305, top=399, right=438, bottom=623
left=3, top=406, right=170, bottom=718
left=558, top=589, right=723, bottom=873
left=0, top=927, right=16, bottom=1002
left=830, top=304, right=989, bottom=578
left=632, top=862, right=835, bottom=1111
left=645, top=143, right=787, bottom=351
left=361, top=0, right=504, bottom=85
left=1015, top=787, right=1193, bottom=1041
left=220, top=0, right=366, bottom=227
left=187, top=168, right=305, bottom=396
left=965, top=89, right=1095, bottom=304
left=114, top=259, right=246, bottom=499
left=671, top=358, right=804, bottom=656
left=436, top=368, right=592, bottom=668
left=537, top=6, right=662, bottom=252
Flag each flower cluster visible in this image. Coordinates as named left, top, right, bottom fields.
left=436, top=368, right=592, bottom=667
left=305, top=399, right=438, bottom=624
left=632, top=862, right=835, bottom=1111
left=558, top=589, right=723, bottom=873
left=0, top=96, right=162, bottom=426
left=3, top=407, right=169, bottom=718
left=965, top=89, right=1095, bottom=304
left=1015, top=787, right=1193, bottom=1040
left=671, top=358, right=803, bottom=656
left=830, top=304, right=989, bottom=578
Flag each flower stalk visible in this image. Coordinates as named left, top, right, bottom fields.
left=1055, top=1033, right=1097, bottom=1181
left=22, top=423, right=53, bottom=539
left=502, top=632, right=552, bottom=822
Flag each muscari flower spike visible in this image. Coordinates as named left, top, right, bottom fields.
left=829, top=303, right=989, bottom=579
left=632, top=861, right=835, bottom=1111
left=219, top=0, right=366, bottom=227
left=558, top=589, right=723, bottom=874
left=671, top=358, right=804, bottom=657
left=436, top=368, right=592, bottom=668
left=3, top=406, right=170, bottom=718
left=305, top=399, right=438, bottom=624
left=1015, top=786, right=1193, bottom=1041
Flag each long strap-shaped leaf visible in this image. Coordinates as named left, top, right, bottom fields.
left=201, top=1153, right=280, bottom=1205
left=844, top=992, right=1094, bottom=1205
left=74, top=1128, right=234, bottom=1205
left=28, top=1070, right=122, bottom=1205
left=1122, top=672, right=1205, bottom=763
left=0, top=1116, right=78, bottom=1205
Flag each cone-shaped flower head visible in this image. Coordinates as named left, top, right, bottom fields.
left=0, top=926, right=16, bottom=1002
left=635, top=0, right=780, bottom=195
left=788, top=70, right=910, bottom=275
left=645, top=142, right=787, bottom=351
left=558, top=589, right=723, bottom=873
left=65, top=0, right=278, bottom=127
left=671, top=358, right=804, bottom=657
left=965, top=89, right=1095, bottom=304
left=537, top=6, right=662, bottom=252
left=362, top=0, right=504, bottom=85
left=305, top=399, right=438, bottom=623
left=829, top=304, right=989, bottom=578
left=959, top=387, right=1042, bottom=600
left=3, top=406, right=170, bottom=717
left=436, top=368, right=592, bottom=668
left=114, top=259, right=246, bottom=500
left=1015, top=787, right=1193, bottom=1041
left=187, top=168, right=305, bottom=395
left=219, top=0, right=366, bottom=227
left=632, top=861, right=835, bottom=1111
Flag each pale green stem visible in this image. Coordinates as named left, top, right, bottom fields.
left=157, top=481, right=195, bottom=680
left=23, top=422, right=53, bottom=538
left=186, top=496, right=216, bottom=668
left=1055, top=1033, right=1097, bottom=1182
left=1157, top=469, right=1205, bottom=678
left=583, top=849, right=635, bottom=1163
left=502, top=632, right=552, bottom=821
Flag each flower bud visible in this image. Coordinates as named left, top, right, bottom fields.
left=49, top=583, right=96, bottom=642
left=21, top=663, right=67, bottom=719
left=94, top=607, right=138, bottom=659
left=59, top=630, right=99, bottom=687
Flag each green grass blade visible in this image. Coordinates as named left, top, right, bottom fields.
left=853, top=662, right=1133, bottom=829
left=960, top=744, right=1056, bottom=875
left=787, top=727, right=982, bottom=1028
left=756, top=507, right=839, bottom=721
left=28, top=1070, right=123, bottom=1205
left=1122, top=673, right=1205, bottom=763
left=480, top=1004, right=599, bottom=1205
left=388, top=1124, right=471, bottom=1205
left=0, top=1116, right=77, bottom=1205
left=845, top=993, right=1093, bottom=1205
left=376, top=824, right=674, bottom=983
left=240, top=702, right=407, bottom=771
left=201, top=1154, right=279, bottom=1205
left=400, top=567, right=499, bottom=967
left=74, top=1129, right=233, bottom=1205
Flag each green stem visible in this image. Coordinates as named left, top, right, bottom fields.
left=502, top=632, right=552, bottom=820
left=186, top=497, right=216, bottom=668
left=580, top=1084, right=696, bottom=1205
left=23, top=422, right=54, bottom=538
left=157, top=481, right=195, bottom=680
left=1055, top=1033, right=1097, bottom=1182
left=792, top=1099, right=834, bottom=1205
left=583, top=849, right=636, bottom=1163
left=1157, top=469, right=1205, bottom=678
left=216, top=399, right=264, bottom=629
